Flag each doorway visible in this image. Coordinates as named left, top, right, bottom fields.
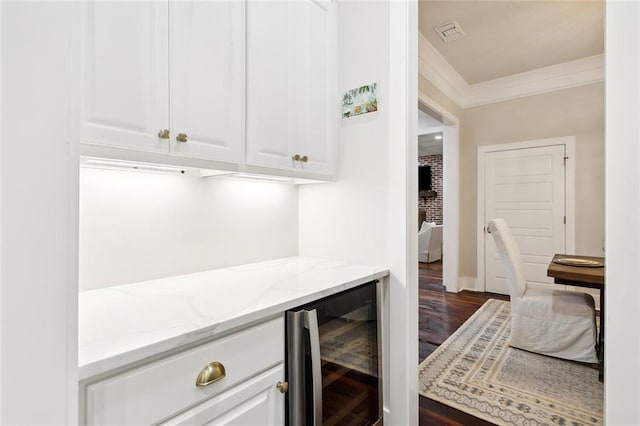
left=418, top=95, right=459, bottom=293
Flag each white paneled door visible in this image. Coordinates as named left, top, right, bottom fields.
left=484, top=144, right=567, bottom=294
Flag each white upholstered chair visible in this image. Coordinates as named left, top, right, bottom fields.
left=488, top=218, right=597, bottom=363
left=418, top=222, right=443, bottom=263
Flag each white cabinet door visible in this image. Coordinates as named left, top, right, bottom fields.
left=169, top=1, right=244, bottom=163
left=246, top=1, right=292, bottom=171
left=162, top=364, right=285, bottom=426
left=246, top=0, right=334, bottom=177
left=295, top=0, right=334, bottom=176
left=81, top=1, right=169, bottom=153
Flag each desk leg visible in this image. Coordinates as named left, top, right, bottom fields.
left=599, top=290, right=604, bottom=382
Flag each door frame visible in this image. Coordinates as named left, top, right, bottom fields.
left=476, top=136, right=576, bottom=292
left=418, top=92, right=460, bottom=292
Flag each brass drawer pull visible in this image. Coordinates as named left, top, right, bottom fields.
left=292, top=154, right=301, bottom=161
left=300, top=155, right=308, bottom=163
left=176, top=133, right=188, bottom=143
left=158, top=129, right=170, bottom=139
left=195, top=362, right=226, bottom=387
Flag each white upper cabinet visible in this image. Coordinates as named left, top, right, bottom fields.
left=80, top=0, right=335, bottom=180
left=81, top=1, right=169, bottom=153
left=246, top=0, right=335, bottom=178
left=297, top=0, right=332, bottom=174
left=169, top=1, right=244, bottom=163
left=80, top=0, right=244, bottom=165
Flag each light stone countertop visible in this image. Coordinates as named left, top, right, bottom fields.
left=78, top=256, right=388, bottom=380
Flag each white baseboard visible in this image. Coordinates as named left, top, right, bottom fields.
left=456, top=276, right=478, bottom=292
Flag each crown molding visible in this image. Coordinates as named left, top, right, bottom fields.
left=418, top=33, right=605, bottom=108
left=417, top=32, right=466, bottom=107
left=463, top=54, right=604, bottom=107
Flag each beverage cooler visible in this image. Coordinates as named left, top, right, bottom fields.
left=286, top=281, right=382, bottom=426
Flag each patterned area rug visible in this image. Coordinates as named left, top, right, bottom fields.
left=418, top=299, right=604, bottom=426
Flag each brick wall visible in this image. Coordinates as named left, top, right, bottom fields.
left=418, top=155, right=443, bottom=224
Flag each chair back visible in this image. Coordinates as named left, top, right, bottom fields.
left=487, top=218, right=527, bottom=298
left=427, top=225, right=443, bottom=252
left=418, top=224, right=433, bottom=251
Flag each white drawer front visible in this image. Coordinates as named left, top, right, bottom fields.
left=162, top=364, right=285, bottom=426
left=86, top=317, right=284, bottom=425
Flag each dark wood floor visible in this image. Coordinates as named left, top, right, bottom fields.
left=418, top=261, right=509, bottom=426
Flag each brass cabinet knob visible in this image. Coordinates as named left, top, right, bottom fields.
left=292, top=154, right=301, bottom=161
left=276, top=381, right=289, bottom=394
left=176, top=133, right=188, bottom=143
left=158, top=129, right=170, bottom=139
left=300, top=155, right=308, bottom=163
left=195, top=362, right=226, bottom=387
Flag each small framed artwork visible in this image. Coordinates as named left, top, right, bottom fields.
left=342, top=83, right=377, bottom=119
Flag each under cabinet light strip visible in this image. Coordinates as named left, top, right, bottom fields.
left=232, top=173, right=294, bottom=183
left=81, top=159, right=186, bottom=174
left=81, top=158, right=324, bottom=184
left=203, top=172, right=294, bottom=183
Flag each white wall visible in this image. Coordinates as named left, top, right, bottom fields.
left=80, top=168, right=298, bottom=290
left=605, top=2, right=640, bottom=423
left=1, top=2, right=78, bottom=423
left=460, top=83, right=604, bottom=280
left=299, top=3, right=389, bottom=266
left=0, top=1, right=4, bottom=420
left=299, top=1, right=417, bottom=423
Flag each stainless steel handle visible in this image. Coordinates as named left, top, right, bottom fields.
left=158, top=129, right=170, bottom=139
left=176, top=133, right=188, bottom=143
left=304, top=309, right=323, bottom=426
left=287, top=311, right=304, bottom=425
left=195, top=361, right=225, bottom=387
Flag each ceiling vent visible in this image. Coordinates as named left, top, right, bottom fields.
left=433, top=20, right=466, bottom=44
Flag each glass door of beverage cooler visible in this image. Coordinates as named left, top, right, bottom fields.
left=286, top=281, right=382, bottom=426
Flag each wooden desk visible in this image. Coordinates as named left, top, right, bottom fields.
left=547, top=254, right=605, bottom=381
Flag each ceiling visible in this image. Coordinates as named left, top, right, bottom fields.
left=418, top=108, right=442, bottom=134
left=418, top=1, right=604, bottom=84
left=418, top=110, right=443, bottom=156
left=419, top=132, right=443, bottom=156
